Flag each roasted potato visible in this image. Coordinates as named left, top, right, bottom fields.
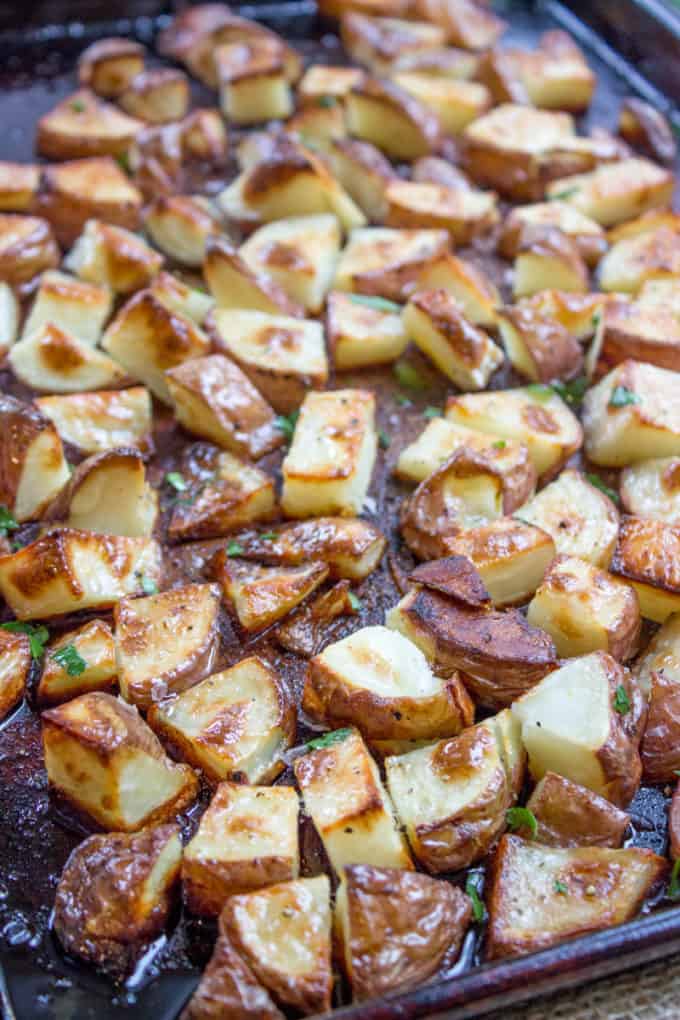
left=333, top=226, right=449, bottom=302
left=36, top=89, right=143, bottom=161
left=22, top=269, right=112, bottom=347
left=0, top=282, right=18, bottom=358
left=327, top=291, right=408, bottom=369
left=9, top=323, right=127, bottom=394
left=599, top=219, right=680, bottom=294
left=64, top=219, right=164, bottom=294
left=298, top=64, right=365, bottom=104
left=619, top=97, right=677, bottom=166
left=150, top=271, right=214, bottom=325
left=384, top=179, right=497, bottom=242
left=37, top=158, right=143, bottom=246
left=415, top=251, right=500, bottom=328
left=409, top=553, right=491, bottom=608
left=497, top=302, right=583, bottom=383
left=341, top=13, right=445, bottom=75
left=525, top=772, right=629, bottom=848
left=181, top=931, right=284, bottom=1020
left=392, top=73, right=491, bottom=136
left=0, top=162, right=40, bottom=213
left=36, top=619, right=117, bottom=707
left=395, top=418, right=526, bottom=484
left=0, top=394, right=71, bottom=523
left=213, top=555, right=329, bottom=633
left=639, top=670, right=680, bottom=782
left=143, top=194, right=223, bottom=267
left=327, top=138, right=398, bottom=222
left=0, top=629, right=30, bottom=721
left=216, top=40, right=294, bottom=124
left=610, top=515, right=680, bottom=622
left=512, top=226, right=589, bottom=299
left=545, top=158, right=674, bottom=227
left=275, top=581, right=356, bottom=658
left=203, top=236, right=304, bottom=317
left=0, top=214, right=59, bottom=293
left=35, top=386, right=153, bottom=456
left=415, top=0, right=507, bottom=50
left=632, top=611, right=680, bottom=695
left=119, top=68, right=190, bottom=123
left=595, top=279, right=680, bottom=374
left=498, top=201, right=607, bottom=266
left=78, top=37, right=146, bottom=98
left=345, top=77, right=441, bottom=161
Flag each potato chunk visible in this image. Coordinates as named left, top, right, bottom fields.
left=221, top=876, right=332, bottom=1016
left=216, top=40, right=293, bottom=124
left=119, top=68, right=189, bottom=124
left=102, top=290, right=210, bottom=404
left=42, top=692, right=198, bottom=829
left=333, top=226, right=449, bottom=302
left=213, top=555, right=328, bottom=633
left=281, top=389, right=377, bottom=518
left=526, top=772, right=630, bottom=848
left=639, top=670, right=680, bottom=782
left=598, top=221, right=680, bottom=294
left=114, top=583, right=220, bottom=710
left=345, top=77, right=441, bottom=160
left=404, top=289, right=503, bottom=389
left=0, top=162, right=39, bottom=214
left=336, top=865, right=471, bottom=1002
left=165, top=354, right=284, bottom=460
left=515, top=468, right=619, bottom=568
left=512, top=226, right=588, bottom=299
left=36, top=89, right=142, bottom=161
left=0, top=282, right=18, bottom=357
left=78, top=37, right=146, bottom=98
left=36, top=387, right=153, bottom=456
left=583, top=359, right=680, bottom=466
left=64, top=219, right=164, bottom=294
left=23, top=269, right=112, bottom=346
left=143, top=194, right=222, bottom=267
left=53, top=824, right=181, bottom=973
left=37, top=157, right=143, bottom=246
left=303, top=625, right=473, bottom=741
left=445, top=386, right=582, bottom=481
left=0, top=214, right=59, bottom=293
left=37, top=619, right=116, bottom=707
left=527, top=555, right=640, bottom=661
left=326, top=138, right=397, bottom=222
left=9, top=323, right=127, bottom=394
left=392, top=73, right=491, bottom=136
left=327, top=291, right=408, bottom=369
left=210, top=309, right=328, bottom=414
left=147, top=656, right=295, bottom=784
left=385, top=179, right=497, bottom=244
left=497, top=302, right=583, bottom=384
left=0, top=394, right=71, bottom=523
left=183, top=782, right=299, bottom=916
left=511, top=652, right=645, bottom=805
left=546, top=158, right=674, bottom=227
left=597, top=280, right=680, bottom=373
left=610, top=515, right=680, bottom=622
left=298, top=64, right=365, bottom=104
left=632, top=611, right=680, bottom=696
left=203, top=236, right=303, bottom=316
left=341, top=13, right=445, bottom=75
left=0, top=629, right=30, bottom=721
left=181, top=931, right=284, bottom=1020
left=415, top=251, right=500, bottom=327
left=417, top=0, right=507, bottom=50
left=395, top=418, right=525, bottom=485
left=499, top=200, right=607, bottom=265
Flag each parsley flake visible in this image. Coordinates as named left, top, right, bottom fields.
left=554, top=879, right=568, bottom=895
left=492, top=439, right=507, bottom=450
left=275, top=411, right=299, bottom=441
left=0, top=505, right=18, bottom=539
left=613, top=684, right=631, bottom=715
left=551, top=376, right=589, bottom=408
left=260, top=531, right=279, bottom=541
left=316, top=94, right=337, bottom=108
left=52, top=643, right=87, bottom=677
left=393, top=361, right=426, bottom=390
left=141, top=575, right=158, bottom=595
left=226, top=540, right=244, bottom=557
left=586, top=473, right=620, bottom=506
left=669, top=859, right=680, bottom=900
left=1, top=621, right=49, bottom=659
left=348, top=592, right=362, bottom=612
left=306, top=728, right=353, bottom=751
left=165, top=471, right=188, bottom=492
left=70, top=98, right=86, bottom=113
left=506, top=806, right=538, bottom=838
left=526, top=383, right=554, bottom=403
left=423, top=406, right=443, bottom=419
left=378, top=428, right=391, bottom=449
left=465, top=871, right=486, bottom=923
left=115, top=151, right=130, bottom=173
left=550, top=186, right=580, bottom=200
left=350, top=293, right=401, bottom=314
left=609, top=385, right=640, bottom=408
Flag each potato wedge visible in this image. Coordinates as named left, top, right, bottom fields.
left=181, top=931, right=284, bottom=1020
left=596, top=279, right=680, bottom=373
left=37, top=619, right=117, bottom=707
left=525, top=772, right=629, bottom=848
left=35, top=386, right=153, bottom=456
left=545, top=158, right=674, bottom=227
left=203, top=236, right=303, bottom=317
left=9, top=323, right=127, bottom=394
left=143, top=194, right=222, bottom=267
left=416, top=0, right=507, bottom=50
left=275, top=581, right=355, bottom=658
left=333, top=226, right=449, bottom=302
left=216, top=40, right=293, bottom=124
left=0, top=214, right=59, bottom=293
left=0, top=162, right=40, bottom=213
left=119, top=68, right=190, bottom=124
left=183, top=782, right=299, bottom=916
left=64, top=219, right=164, bottom=294
left=610, top=515, right=680, bottom=623
left=499, top=201, right=607, bottom=266
left=0, top=394, right=71, bottom=523
left=392, top=46, right=479, bottom=81
left=409, top=553, right=491, bottom=608
left=632, top=611, right=680, bottom=696
left=599, top=222, right=680, bottom=294
left=414, top=251, right=500, bottom=328
left=512, top=225, right=589, bottom=299
left=42, top=691, right=197, bottom=830
left=327, top=138, right=397, bottom=222
left=486, top=834, right=667, bottom=959
left=150, top=271, right=214, bottom=325
left=78, top=37, right=146, bottom=98
left=294, top=727, right=412, bottom=874
left=213, top=555, right=328, bottom=633
left=36, top=89, right=143, bottom=161
left=37, top=158, right=143, bottom=246
left=298, top=64, right=365, bottom=104
left=345, top=77, right=441, bottom=160
left=395, top=418, right=526, bottom=485
left=341, top=13, right=445, bottom=75
left=392, top=73, right=491, bottom=136
left=497, top=302, right=583, bottom=383
left=637, top=670, right=680, bottom=782
left=0, top=629, right=30, bottom=721
left=619, top=96, right=676, bottom=165
left=489, top=30, right=595, bottom=112
left=384, top=179, right=497, bottom=243
left=327, top=291, right=408, bottom=369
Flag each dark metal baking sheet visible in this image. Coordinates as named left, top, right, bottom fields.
left=2, top=1, right=680, bottom=1018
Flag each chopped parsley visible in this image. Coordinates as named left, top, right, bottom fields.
left=1, top=621, right=49, bottom=659
left=165, top=471, right=188, bottom=492
left=316, top=94, right=337, bottom=108
left=348, top=591, right=362, bottom=612
left=260, top=531, right=279, bottom=541
left=378, top=428, right=391, bottom=449
left=115, top=151, right=130, bottom=173
left=551, top=376, right=589, bottom=408
left=613, top=684, right=631, bottom=715
left=274, top=411, right=299, bottom=441
left=350, top=293, right=401, bottom=314
left=141, top=575, right=158, bottom=595
left=393, top=361, right=426, bottom=390
left=465, top=871, right=486, bottom=923
left=226, top=540, right=244, bottom=557
left=0, top=505, right=18, bottom=539
left=396, top=394, right=413, bottom=408
left=423, top=406, right=443, bottom=420
left=554, top=879, right=568, bottom=895
left=526, top=383, right=554, bottom=403
left=668, top=859, right=680, bottom=900
left=586, top=473, right=620, bottom=506
left=609, top=385, right=640, bottom=409
left=70, top=98, right=86, bottom=113
left=306, top=728, right=353, bottom=751
left=52, top=644, right=87, bottom=677
left=506, top=806, right=538, bottom=839
left=492, top=439, right=507, bottom=450
left=550, top=186, right=580, bottom=200
left=591, top=310, right=602, bottom=330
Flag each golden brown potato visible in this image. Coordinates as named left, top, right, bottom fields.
left=392, top=73, right=491, bottom=137
left=150, top=271, right=214, bottom=325
left=327, top=138, right=397, bottom=222
left=333, top=226, right=449, bottom=303
left=78, top=37, right=146, bottom=98
left=213, top=554, right=328, bottom=633
left=512, top=225, right=589, bottom=299
left=409, top=554, right=491, bottom=608
left=387, top=586, right=557, bottom=708
left=0, top=629, right=30, bottom=721
left=181, top=107, right=229, bottom=166
left=619, top=97, right=677, bottom=165
left=143, top=194, right=223, bottom=267
left=64, top=219, right=164, bottom=295
left=411, top=155, right=474, bottom=188
left=42, top=691, right=198, bottom=830
left=326, top=291, right=408, bottom=369
left=341, top=13, right=445, bottom=75
left=216, top=40, right=294, bottom=125
left=520, top=289, right=607, bottom=341
left=0, top=393, right=71, bottom=523
left=0, top=162, right=40, bottom=213
left=119, top=69, right=190, bottom=124
left=36, top=619, right=117, bottom=708
left=497, top=302, right=583, bottom=384
left=482, top=30, right=595, bottom=112
left=595, top=280, right=680, bottom=374
left=385, top=179, right=497, bottom=243
left=410, top=251, right=501, bottom=328
left=486, top=834, right=667, bottom=960
left=9, top=323, right=127, bottom=395
left=35, top=386, right=154, bottom=456
left=37, top=158, right=143, bottom=246
left=499, top=201, right=607, bottom=266
left=416, top=0, right=507, bottom=50
left=297, top=64, right=365, bottom=104
left=545, top=158, right=674, bottom=228
left=22, top=269, right=112, bottom=346
left=599, top=219, right=680, bottom=294
left=53, top=824, right=181, bottom=973
left=671, top=783, right=680, bottom=861
left=525, top=772, right=630, bottom=848
left=345, top=76, right=442, bottom=160
left=639, top=670, right=680, bottom=782
left=181, top=931, right=284, bottom=1020
left=0, top=214, right=59, bottom=294
left=203, top=236, right=303, bottom=317
left=395, top=418, right=526, bottom=485
left=335, top=865, right=471, bottom=1002
left=610, top=515, right=680, bottom=622
left=632, top=612, right=680, bottom=696
left=37, top=89, right=142, bottom=161
left=275, top=581, right=355, bottom=658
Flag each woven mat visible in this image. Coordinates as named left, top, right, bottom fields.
left=486, top=954, right=680, bottom=1019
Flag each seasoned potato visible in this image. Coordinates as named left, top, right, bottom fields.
left=384, top=179, right=497, bottom=243
left=78, top=37, right=146, bottom=98
left=515, top=469, right=619, bottom=568
left=525, top=772, right=629, bottom=848
left=0, top=162, right=40, bottom=213
left=619, top=455, right=680, bottom=525
left=412, top=558, right=492, bottom=612
left=180, top=107, right=229, bottom=165
left=42, top=692, right=197, bottom=830
left=583, top=359, right=680, bottom=466
left=511, top=652, right=645, bottom=805
left=446, top=386, right=582, bottom=481
left=392, top=46, right=479, bottom=81
left=632, top=611, right=680, bottom=696
left=210, top=309, right=328, bottom=414
left=119, top=68, right=189, bottom=123
left=0, top=394, right=71, bottom=523
left=520, top=289, right=607, bottom=342
left=114, top=583, right=220, bottom=710
left=166, top=354, right=283, bottom=460
left=287, top=101, right=347, bottom=148
left=147, top=656, right=295, bottom=784
left=327, top=138, right=397, bottom=222
left=53, top=824, right=181, bottom=973
left=102, top=290, right=210, bottom=404
left=489, top=30, right=595, bottom=112
left=345, top=77, right=441, bottom=160
left=23, top=270, right=112, bottom=346
left=341, top=13, right=445, bottom=75
left=150, top=271, right=214, bottom=325
left=499, top=201, right=607, bottom=266
left=37, top=158, right=143, bottom=246
left=168, top=445, right=275, bottom=541
left=221, top=876, right=332, bottom=1016
left=275, top=581, right=355, bottom=658
left=9, top=323, right=127, bottom=394
left=0, top=214, right=59, bottom=293
left=395, top=418, right=525, bottom=484
left=486, top=834, right=667, bottom=959
left=143, top=194, right=222, bottom=267
left=416, top=0, right=507, bottom=50
left=183, top=782, right=299, bottom=916
left=0, top=284, right=17, bottom=357
left=294, top=727, right=412, bottom=874
left=64, top=219, right=164, bottom=294
left=281, top=389, right=377, bottom=518
left=303, top=624, right=473, bottom=741
left=387, top=586, right=557, bottom=707
left=204, top=236, right=303, bottom=317
left=36, top=89, right=142, bottom=160
left=0, top=629, right=30, bottom=721
left=333, top=226, right=449, bottom=302
left=327, top=291, right=408, bottom=369
left=497, top=302, right=583, bottom=383
left=36, top=386, right=153, bottom=456
left=240, top=214, right=341, bottom=314
left=619, top=96, right=677, bottom=166
left=639, top=669, right=680, bottom=782
left=411, top=251, right=500, bottom=328
left=216, top=40, right=293, bottom=124
left=610, top=515, right=680, bottom=623
left=599, top=220, right=680, bottom=294
left=527, top=554, right=640, bottom=660
left=512, top=226, right=589, bottom=299
left=181, top=930, right=284, bottom=1020
left=298, top=64, right=365, bottom=104
left=336, top=865, right=471, bottom=1002
left=545, top=158, right=674, bottom=227
left=392, top=74, right=490, bottom=137
left=595, top=279, right=680, bottom=373
left=213, top=555, right=328, bottom=633
left=37, top=619, right=117, bottom=707
left=47, top=448, right=156, bottom=537
left=386, top=719, right=514, bottom=872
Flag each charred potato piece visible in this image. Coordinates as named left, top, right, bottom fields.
left=204, top=236, right=303, bottom=317
left=333, top=226, right=449, bottom=303
left=143, top=194, right=223, bottom=267
left=53, top=824, right=181, bottom=973
left=37, top=158, right=143, bottom=246
left=275, top=581, right=356, bottom=657
left=335, top=865, right=471, bottom=1002
left=619, top=97, right=677, bottom=166
left=213, top=555, right=328, bottom=633
left=42, top=692, right=197, bottom=829
left=36, top=89, right=143, bottom=161
left=341, top=13, right=446, bottom=75
left=181, top=930, right=284, bottom=1020
left=37, top=619, right=117, bottom=708
left=78, top=37, right=146, bottom=98
left=639, top=669, right=680, bottom=782
left=327, top=291, right=408, bottom=369
left=512, top=226, right=589, bottom=299
left=281, top=389, right=377, bottom=518
left=525, top=772, right=629, bottom=848
left=119, top=69, right=189, bottom=124
left=527, top=554, right=640, bottom=660
left=327, top=138, right=398, bottom=222
left=9, top=322, right=127, bottom=394
left=384, top=179, right=497, bottom=242
left=0, top=214, right=59, bottom=294
left=35, top=386, right=153, bottom=456
left=499, top=201, right=607, bottom=266
left=511, top=652, right=645, bottom=805
left=114, top=583, right=220, bottom=710
left=294, top=727, right=412, bottom=874
left=345, top=77, right=442, bottom=161
left=610, top=515, right=680, bottom=623
left=216, top=40, right=294, bottom=124
left=486, top=834, right=667, bottom=959
left=302, top=624, right=474, bottom=741
left=0, top=162, right=40, bottom=213
left=23, top=269, right=112, bottom=346
left=497, top=302, right=583, bottom=383
left=183, top=782, right=299, bottom=916
left=147, top=656, right=295, bottom=784
left=0, top=394, right=71, bottom=523
left=0, top=629, right=30, bottom=721
left=409, top=554, right=491, bottom=608
left=64, top=218, right=164, bottom=294
left=545, top=158, right=674, bottom=227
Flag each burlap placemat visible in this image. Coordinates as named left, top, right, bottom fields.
left=486, top=953, right=680, bottom=1019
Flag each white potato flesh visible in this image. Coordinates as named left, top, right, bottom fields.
left=9, top=323, right=127, bottom=393
left=621, top=456, right=680, bottom=524
left=22, top=270, right=112, bottom=346
left=36, top=387, right=153, bottom=455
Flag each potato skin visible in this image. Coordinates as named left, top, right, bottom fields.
left=409, top=554, right=491, bottom=608
left=181, top=933, right=285, bottom=1020
left=525, top=771, right=629, bottom=848
left=640, top=670, right=680, bottom=783
left=338, top=864, right=472, bottom=1001
left=670, top=782, right=680, bottom=860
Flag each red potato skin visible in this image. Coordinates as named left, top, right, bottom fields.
left=640, top=670, right=680, bottom=783
left=670, top=782, right=680, bottom=860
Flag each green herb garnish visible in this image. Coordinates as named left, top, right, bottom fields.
left=226, top=540, right=244, bottom=557
left=609, top=385, right=640, bottom=409
left=141, top=575, right=158, bottom=595
left=396, top=395, right=413, bottom=408
left=554, top=879, right=568, bottom=895
left=260, top=531, right=279, bottom=541
left=506, top=806, right=538, bottom=838
left=526, top=383, right=554, bottom=403
left=306, top=728, right=353, bottom=751
left=393, top=361, right=426, bottom=390
left=350, top=294, right=401, bottom=314
left=165, top=471, right=188, bottom=492
left=586, top=473, right=620, bottom=505
left=614, top=684, right=631, bottom=715
left=465, top=871, right=486, bottom=923
left=316, top=94, right=337, bottom=108
left=423, top=406, right=443, bottom=419
left=492, top=439, right=507, bottom=450
left=0, top=505, right=19, bottom=539
left=1, top=621, right=49, bottom=659
left=70, top=98, right=86, bottom=113
left=378, top=429, right=391, bottom=449
left=52, top=644, right=87, bottom=677
left=550, top=186, right=580, bottom=200
left=275, top=411, right=299, bottom=442
left=668, top=858, right=680, bottom=900
left=348, top=592, right=362, bottom=611
left=551, top=376, right=589, bottom=408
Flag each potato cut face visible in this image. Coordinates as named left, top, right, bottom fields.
left=583, top=359, right=680, bottom=467
left=37, top=157, right=143, bottom=247
left=497, top=303, right=583, bottom=384
left=42, top=691, right=198, bottom=830
left=499, top=201, right=607, bottom=265
left=114, top=582, right=221, bottom=709
left=210, top=308, right=328, bottom=414
left=221, top=875, right=332, bottom=1016
left=597, top=280, right=680, bottom=375
left=204, top=236, right=304, bottom=317
left=213, top=555, right=328, bottom=632
left=150, top=271, right=214, bottom=325
left=281, top=389, right=377, bottom=518
left=119, top=68, right=190, bottom=123
left=545, top=158, right=674, bottom=227
left=486, top=835, right=667, bottom=960
left=385, top=177, right=498, bottom=242
left=527, top=554, right=640, bottom=661
left=610, top=515, right=680, bottom=623
left=143, top=194, right=222, bottom=267
left=78, top=37, right=146, bottom=98
left=333, top=226, right=449, bottom=301
left=395, top=418, right=526, bottom=485
left=415, top=252, right=500, bottom=328
left=599, top=225, right=680, bottom=294
left=512, top=228, right=589, bottom=301
left=37, top=619, right=117, bottom=707
left=298, top=64, right=365, bottom=103
left=511, top=651, right=644, bottom=805
left=327, top=138, right=398, bottom=222
left=385, top=720, right=512, bottom=872
left=240, top=214, right=341, bottom=313
left=632, top=611, right=680, bottom=696
left=64, top=219, right=164, bottom=294
left=445, top=386, right=582, bottom=481
left=392, top=74, right=491, bottom=136
left=9, top=323, right=127, bottom=394
left=0, top=162, right=40, bottom=213
left=53, top=824, right=182, bottom=973
left=0, top=393, right=71, bottom=523
left=147, top=656, right=294, bottom=784
left=515, top=468, right=619, bottom=568
left=341, top=14, right=446, bottom=75
left=0, top=629, right=30, bottom=721
left=181, top=931, right=284, bottom=1020
left=0, top=213, right=60, bottom=293
left=36, top=387, right=153, bottom=455
left=303, top=624, right=473, bottom=741
left=327, top=291, right=408, bottom=369
left=36, top=88, right=143, bottom=161
left=345, top=77, right=441, bottom=161
left=183, top=782, right=300, bottom=916
left=0, top=281, right=18, bottom=357
left=526, top=771, right=630, bottom=848
left=294, top=727, right=412, bottom=875
left=23, top=270, right=112, bottom=347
